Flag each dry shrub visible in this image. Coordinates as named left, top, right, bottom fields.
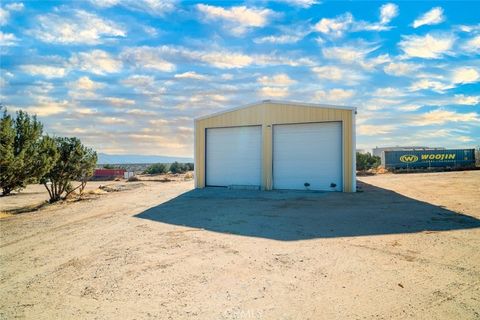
left=184, top=172, right=194, bottom=180
left=127, top=175, right=140, bottom=182
left=86, top=188, right=108, bottom=195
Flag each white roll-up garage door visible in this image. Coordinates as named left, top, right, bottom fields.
left=206, top=126, right=262, bottom=187
left=273, top=122, right=342, bottom=191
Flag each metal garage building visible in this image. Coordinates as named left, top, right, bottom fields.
left=194, top=100, right=356, bottom=192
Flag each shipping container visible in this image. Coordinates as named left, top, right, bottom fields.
left=93, top=169, right=126, bottom=180
left=384, top=149, right=475, bottom=169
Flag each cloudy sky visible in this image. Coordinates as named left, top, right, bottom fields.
left=1, top=0, right=479, bottom=157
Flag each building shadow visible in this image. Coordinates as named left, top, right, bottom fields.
left=134, top=182, right=480, bottom=241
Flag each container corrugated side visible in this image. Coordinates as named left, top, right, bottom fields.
left=384, top=149, right=475, bottom=169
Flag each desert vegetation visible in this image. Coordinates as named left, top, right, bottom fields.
left=144, top=161, right=194, bottom=175
left=0, top=106, right=97, bottom=202
left=356, top=152, right=381, bottom=171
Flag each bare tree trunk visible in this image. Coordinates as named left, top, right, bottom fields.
left=44, top=183, right=52, bottom=200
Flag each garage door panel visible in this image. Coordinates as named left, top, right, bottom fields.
left=273, top=122, right=342, bottom=191
left=206, top=126, right=261, bottom=187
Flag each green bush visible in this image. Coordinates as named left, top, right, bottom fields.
left=356, top=152, right=381, bottom=171
left=41, top=137, right=97, bottom=202
left=0, top=108, right=56, bottom=195
left=169, top=161, right=187, bottom=174
left=144, top=163, right=168, bottom=174
left=185, top=162, right=194, bottom=171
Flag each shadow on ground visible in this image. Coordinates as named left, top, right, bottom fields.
left=135, top=182, right=480, bottom=241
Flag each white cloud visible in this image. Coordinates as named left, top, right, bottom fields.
left=5, top=2, right=24, bottom=11
left=121, top=75, right=155, bottom=88
left=0, top=3, right=23, bottom=26
left=457, top=24, right=480, bottom=33
left=274, top=0, right=319, bottom=8
left=190, top=93, right=228, bottom=103
left=196, top=50, right=254, bottom=68
left=120, top=46, right=175, bottom=72
left=143, top=26, right=159, bottom=36
left=359, top=54, right=391, bottom=70
left=257, top=73, right=294, bottom=102
left=315, top=88, right=355, bottom=102
left=463, top=35, right=480, bottom=53
left=120, top=45, right=310, bottom=70
left=0, top=8, right=8, bottom=26
left=0, top=31, right=18, bottom=46
left=126, top=109, right=156, bottom=116
left=89, top=0, right=176, bottom=16
left=70, top=50, right=123, bottom=75
left=398, top=104, right=422, bottom=111
left=312, top=65, right=364, bottom=84
left=321, top=43, right=389, bottom=70
left=257, top=73, right=296, bottom=86
left=174, top=71, right=208, bottom=80
left=89, top=0, right=120, bottom=7
left=451, top=67, right=479, bottom=84
left=120, top=74, right=165, bottom=96
left=71, top=76, right=105, bottom=91
left=411, top=109, right=480, bottom=126
left=384, top=61, right=421, bottom=76
left=66, top=77, right=104, bottom=101
left=457, top=136, right=474, bottom=143
left=254, top=34, right=303, bottom=44
left=258, top=86, right=289, bottom=98
left=357, top=124, right=396, bottom=136
left=104, top=97, right=135, bottom=106
left=372, top=87, right=405, bottom=97
left=314, top=13, right=353, bottom=38
left=380, top=3, right=398, bottom=24
left=121, top=46, right=175, bottom=72
left=255, top=54, right=314, bottom=67
left=409, top=79, right=452, bottom=92
left=177, top=93, right=230, bottom=110
left=412, top=7, right=445, bottom=28
left=75, top=107, right=97, bottom=115
left=196, top=4, right=273, bottom=36
left=31, top=9, right=125, bottom=45
left=98, top=117, right=128, bottom=124
left=454, top=94, right=479, bottom=105
left=314, top=3, right=397, bottom=37
left=23, top=97, right=68, bottom=116
left=399, top=33, right=455, bottom=59
left=20, top=65, right=66, bottom=78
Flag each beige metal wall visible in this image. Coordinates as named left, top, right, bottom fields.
left=194, top=102, right=356, bottom=192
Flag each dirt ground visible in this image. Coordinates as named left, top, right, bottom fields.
left=1, top=171, right=479, bottom=319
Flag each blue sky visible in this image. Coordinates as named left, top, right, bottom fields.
left=1, top=0, right=479, bottom=157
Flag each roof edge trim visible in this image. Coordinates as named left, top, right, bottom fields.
left=194, top=100, right=356, bottom=121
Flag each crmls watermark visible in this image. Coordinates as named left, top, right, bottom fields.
left=221, top=308, right=264, bottom=319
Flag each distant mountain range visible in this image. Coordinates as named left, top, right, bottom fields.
left=98, top=153, right=193, bottom=164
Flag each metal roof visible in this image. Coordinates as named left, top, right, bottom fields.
left=194, top=100, right=357, bottom=121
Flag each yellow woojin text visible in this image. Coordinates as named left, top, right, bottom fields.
left=421, top=154, right=456, bottom=160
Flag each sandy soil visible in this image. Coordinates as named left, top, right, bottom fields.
left=1, top=171, right=479, bottom=319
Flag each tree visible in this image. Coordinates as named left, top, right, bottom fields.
left=356, top=152, right=381, bottom=171
left=169, top=161, right=187, bottom=174
left=0, top=108, right=55, bottom=195
left=103, top=164, right=115, bottom=169
left=185, top=162, right=194, bottom=171
left=144, top=163, right=167, bottom=174
left=41, top=137, right=97, bottom=202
